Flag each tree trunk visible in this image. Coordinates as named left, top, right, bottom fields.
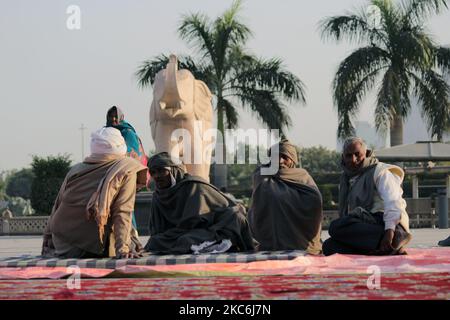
left=212, top=103, right=228, bottom=189
left=390, top=114, right=404, bottom=146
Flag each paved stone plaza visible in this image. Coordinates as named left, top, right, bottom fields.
left=0, top=229, right=449, bottom=258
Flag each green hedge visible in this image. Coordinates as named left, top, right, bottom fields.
left=30, top=155, right=72, bottom=215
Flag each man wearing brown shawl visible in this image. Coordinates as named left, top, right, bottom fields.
left=248, top=140, right=323, bottom=255
left=144, top=152, right=257, bottom=254
left=322, top=137, right=412, bottom=256
left=41, top=127, right=148, bottom=259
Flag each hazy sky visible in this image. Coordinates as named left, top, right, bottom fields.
left=1, top=0, right=449, bottom=170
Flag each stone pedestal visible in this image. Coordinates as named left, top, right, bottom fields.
left=447, top=175, right=450, bottom=199
left=438, top=189, right=449, bottom=229
left=412, top=175, right=419, bottom=199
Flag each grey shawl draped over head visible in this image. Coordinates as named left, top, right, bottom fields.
left=338, top=150, right=379, bottom=218
left=248, top=163, right=323, bottom=255
left=268, top=139, right=298, bottom=167
left=279, top=139, right=298, bottom=166
left=144, top=152, right=257, bottom=254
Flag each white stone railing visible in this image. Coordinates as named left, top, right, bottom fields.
left=0, top=216, right=49, bottom=235
left=0, top=201, right=448, bottom=235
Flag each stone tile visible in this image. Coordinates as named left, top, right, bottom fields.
left=0, top=229, right=449, bottom=259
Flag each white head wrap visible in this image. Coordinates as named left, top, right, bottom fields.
left=90, top=127, right=127, bottom=156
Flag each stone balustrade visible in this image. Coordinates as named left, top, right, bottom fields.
left=0, top=216, right=49, bottom=235
left=1, top=196, right=448, bottom=235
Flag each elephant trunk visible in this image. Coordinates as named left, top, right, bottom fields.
left=159, top=54, right=184, bottom=110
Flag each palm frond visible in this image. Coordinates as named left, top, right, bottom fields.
left=412, top=70, right=450, bottom=140
left=337, top=112, right=357, bottom=141
left=212, top=0, right=252, bottom=80
left=233, top=87, right=290, bottom=133
left=319, top=14, right=386, bottom=46
left=435, top=46, right=450, bottom=75
left=375, top=68, right=412, bottom=135
left=178, top=56, right=215, bottom=86
left=230, top=57, right=306, bottom=104
left=335, top=68, right=384, bottom=140
left=135, top=54, right=170, bottom=88
left=398, top=72, right=413, bottom=117
left=221, top=98, right=239, bottom=129
left=333, top=46, right=390, bottom=139
left=394, top=25, right=435, bottom=68
left=214, top=0, right=252, bottom=47
left=333, top=46, right=389, bottom=105
left=401, top=0, right=449, bottom=23
left=135, top=54, right=212, bottom=88
left=222, top=45, right=256, bottom=77
left=374, top=85, right=394, bottom=133
left=372, top=0, right=406, bottom=44
left=178, top=13, right=215, bottom=59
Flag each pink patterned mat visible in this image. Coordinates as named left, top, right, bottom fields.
left=0, top=248, right=449, bottom=280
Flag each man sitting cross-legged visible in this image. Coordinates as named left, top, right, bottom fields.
left=322, top=137, right=412, bottom=256
left=248, top=139, right=323, bottom=255
left=144, top=152, right=257, bottom=255
left=41, top=127, right=148, bottom=259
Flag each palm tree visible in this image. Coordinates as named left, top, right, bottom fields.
left=321, top=0, right=450, bottom=145
left=136, top=0, right=306, bottom=187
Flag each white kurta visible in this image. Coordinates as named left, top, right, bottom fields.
left=349, top=162, right=409, bottom=231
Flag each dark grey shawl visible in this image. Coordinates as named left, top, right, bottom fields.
left=248, top=166, right=323, bottom=255
left=144, top=175, right=257, bottom=254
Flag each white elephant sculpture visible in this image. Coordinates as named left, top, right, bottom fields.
left=150, top=54, right=214, bottom=182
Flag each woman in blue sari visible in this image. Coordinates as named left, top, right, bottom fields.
left=106, top=106, right=149, bottom=232
left=106, top=106, right=147, bottom=163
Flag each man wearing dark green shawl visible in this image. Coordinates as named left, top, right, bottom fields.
left=248, top=140, right=323, bottom=255
left=323, top=137, right=412, bottom=256
left=144, top=152, right=257, bottom=254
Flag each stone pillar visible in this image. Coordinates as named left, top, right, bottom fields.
left=412, top=175, right=419, bottom=199
left=1, top=209, right=12, bottom=235
left=2, top=219, right=10, bottom=235
left=447, top=175, right=450, bottom=199
left=438, top=189, right=449, bottom=229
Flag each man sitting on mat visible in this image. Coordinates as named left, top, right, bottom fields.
left=41, top=127, right=148, bottom=259
left=323, top=137, right=412, bottom=256
left=144, top=152, right=257, bottom=255
left=248, top=139, right=323, bottom=255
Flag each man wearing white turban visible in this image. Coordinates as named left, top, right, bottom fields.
left=42, top=127, right=148, bottom=259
